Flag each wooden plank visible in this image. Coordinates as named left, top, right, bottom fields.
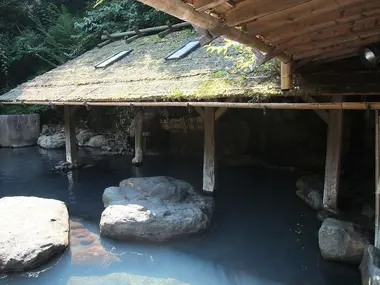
left=64, top=106, right=78, bottom=167
left=293, top=34, right=380, bottom=60
left=203, top=107, right=216, bottom=192
left=264, top=2, right=380, bottom=43
left=301, top=95, right=328, bottom=123
left=375, top=110, right=380, bottom=248
left=226, top=0, right=311, bottom=27
left=132, top=109, right=144, bottom=165
left=246, top=0, right=371, bottom=35
left=323, top=96, right=343, bottom=211
left=280, top=15, right=380, bottom=53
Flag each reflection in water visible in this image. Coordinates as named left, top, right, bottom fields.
left=0, top=148, right=360, bottom=285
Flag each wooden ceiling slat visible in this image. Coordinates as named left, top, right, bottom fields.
left=263, top=1, right=380, bottom=43
left=293, top=34, right=380, bottom=59
left=225, top=0, right=312, bottom=27
left=245, top=0, right=371, bottom=35
left=277, top=15, right=380, bottom=52
left=193, top=0, right=233, bottom=12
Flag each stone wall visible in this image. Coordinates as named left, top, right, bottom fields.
left=0, top=114, right=40, bottom=148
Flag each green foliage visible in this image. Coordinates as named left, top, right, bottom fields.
left=76, top=0, right=177, bottom=36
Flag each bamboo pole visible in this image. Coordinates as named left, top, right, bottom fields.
left=3, top=101, right=380, bottom=110
left=135, top=0, right=291, bottom=63
left=375, top=110, right=380, bottom=248
left=281, top=61, right=293, bottom=91
left=101, top=22, right=191, bottom=40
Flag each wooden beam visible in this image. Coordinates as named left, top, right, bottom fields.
left=301, top=94, right=328, bottom=123
left=246, top=0, right=372, bottom=36
left=64, top=106, right=78, bottom=167
left=194, top=0, right=233, bottom=12
left=136, top=0, right=292, bottom=63
left=375, top=110, right=380, bottom=248
left=195, top=107, right=205, bottom=118
left=215, top=107, right=228, bottom=120
left=225, top=0, right=311, bottom=27
left=203, top=107, right=215, bottom=192
left=323, top=96, right=344, bottom=211
left=261, top=1, right=380, bottom=42
left=132, top=109, right=144, bottom=165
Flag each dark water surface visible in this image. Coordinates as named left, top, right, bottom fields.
left=0, top=147, right=360, bottom=285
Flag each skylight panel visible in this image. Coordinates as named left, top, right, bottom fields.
left=95, top=49, right=133, bottom=69
left=165, top=40, right=200, bottom=61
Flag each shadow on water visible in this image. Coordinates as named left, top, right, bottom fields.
left=0, top=148, right=360, bottom=285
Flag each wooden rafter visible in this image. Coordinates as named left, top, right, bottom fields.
left=246, top=0, right=372, bottom=35
left=136, top=0, right=292, bottom=62
left=301, top=94, right=328, bottom=123
left=225, top=0, right=311, bottom=27
left=264, top=2, right=380, bottom=44
left=293, top=33, right=380, bottom=60
left=279, top=15, right=380, bottom=54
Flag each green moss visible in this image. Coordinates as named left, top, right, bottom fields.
left=166, top=88, right=185, bottom=99
left=211, top=70, right=229, bottom=79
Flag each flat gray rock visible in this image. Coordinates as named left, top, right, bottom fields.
left=100, top=176, right=214, bottom=242
left=37, top=133, right=65, bottom=149
left=360, top=245, right=380, bottom=285
left=296, top=175, right=323, bottom=210
left=0, top=197, right=69, bottom=272
left=318, top=218, right=371, bottom=264
left=86, top=135, right=108, bottom=148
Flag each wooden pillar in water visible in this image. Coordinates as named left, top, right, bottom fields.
left=203, top=107, right=215, bottom=193
left=323, top=102, right=343, bottom=211
left=375, top=111, right=380, bottom=248
left=64, top=106, right=78, bottom=167
left=132, top=109, right=144, bottom=165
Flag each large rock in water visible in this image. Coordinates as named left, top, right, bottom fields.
left=318, top=218, right=371, bottom=264
left=0, top=114, right=40, bottom=147
left=0, top=197, right=69, bottom=272
left=37, top=132, right=65, bottom=149
left=100, top=176, right=214, bottom=242
left=86, top=135, right=108, bottom=148
left=360, top=245, right=380, bottom=285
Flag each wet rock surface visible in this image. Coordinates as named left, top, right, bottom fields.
left=296, top=175, right=324, bottom=211
left=0, top=114, right=40, bottom=148
left=38, top=132, right=66, bottom=149
left=0, top=196, right=69, bottom=272
left=360, top=245, right=380, bottom=285
left=318, top=218, right=371, bottom=264
left=85, top=135, right=108, bottom=148
left=100, top=176, right=214, bottom=242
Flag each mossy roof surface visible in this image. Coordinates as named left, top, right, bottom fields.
left=0, top=29, right=282, bottom=103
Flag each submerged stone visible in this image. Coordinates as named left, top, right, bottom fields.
left=100, top=176, right=214, bottom=242
left=360, top=245, right=380, bottom=285
left=0, top=196, right=69, bottom=272
left=296, top=175, right=323, bottom=210
left=67, top=273, right=188, bottom=285
left=318, top=218, right=371, bottom=264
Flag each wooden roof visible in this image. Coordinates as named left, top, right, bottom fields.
left=140, top=0, right=380, bottom=65
left=0, top=30, right=281, bottom=103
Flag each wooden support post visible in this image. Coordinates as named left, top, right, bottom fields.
left=203, top=107, right=215, bottom=192
left=375, top=111, right=380, bottom=248
left=323, top=101, right=343, bottom=212
left=132, top=109, right=144, bottom=165
left=281, top=61, right=293, bottom=91
left=64, top=106, right=78, bottom=167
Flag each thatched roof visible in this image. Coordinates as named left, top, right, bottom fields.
left=0, top=29, right=281, bottom=103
